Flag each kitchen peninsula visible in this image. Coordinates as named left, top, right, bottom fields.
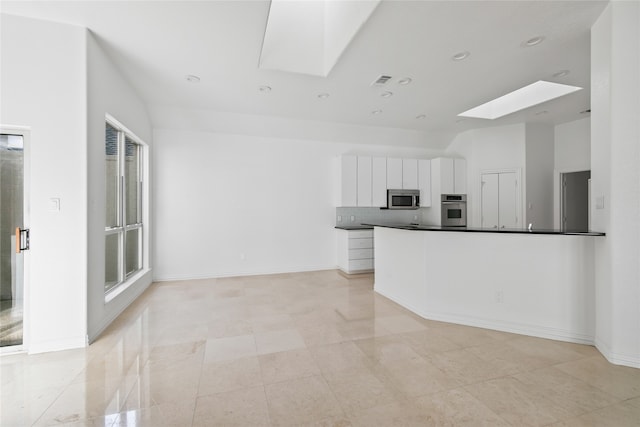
left=367, top=224, right=605, bottom=345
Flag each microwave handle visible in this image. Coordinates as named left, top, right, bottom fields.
left=415, top=195, right=420, bottom=206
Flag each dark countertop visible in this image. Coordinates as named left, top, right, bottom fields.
left=334, top=225, right=374, bottom=230
left=361, top=223, right=605, bottom=236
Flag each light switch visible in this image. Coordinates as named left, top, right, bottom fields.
left=49, top=198, right=60, bottom=212
left=596, top=196, right=605, bottom=209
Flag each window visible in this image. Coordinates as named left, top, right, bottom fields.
left=105, top=120, right=144, bottom=295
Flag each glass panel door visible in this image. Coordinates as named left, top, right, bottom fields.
left=0, top=134, right=24, bottom=347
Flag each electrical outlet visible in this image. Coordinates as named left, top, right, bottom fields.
left=413, top=215, right=418, bottom=221
left=337, top=215, right=342, bottom=222
left=350, top=215, right=355, bottom=222
left=495, top=290, right=503, bottom=303
left=240, top=253, right=246, bottom=261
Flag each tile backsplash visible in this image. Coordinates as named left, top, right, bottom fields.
left=336, top=207, right=428, bottom=226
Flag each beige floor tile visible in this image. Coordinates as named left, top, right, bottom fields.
left=255, top=328, right=306, bottom=355
left=265, top=375, right=344, bottom=426
left=6, top=269, right=640, bottom=427
left=374, top=356, right=462, bottom=398
left=199, top=356, right=263, bottom=396
left=464, top=376, right=574, bottom=426
left=203, top=334, right=257, bottom=362
left=258, top=347, right=321, bottom=384
left=309, top=341, right=372, bottom=374
left=550, top=399, right=640, bottom=427
left=555, top=355, right=640, bottom=400
left=413, top=388, right=511, bottom=426
left=374, top=314, right=428, bottom=334
left=192, top=386, right=270, bottom=426
left=400, top=329, right=462, bottom=356
left=335, top=318, right=391, bottom=340
left=349, top=401, right=432, bottom=427
left=297, top=324, right=347, bottom=347
left=323, top=370, right=398, bottom=416
left=513, top=366, right=620, bottom=416
left=353, top=335, right=424, bottom=366
left=428, top=348, right=510, bottom=385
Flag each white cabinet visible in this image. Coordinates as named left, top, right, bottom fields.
left=454, top=158, right=466, bottom=194
left=337, top=229, right=374, bottom=274
left=418, top=159, right=432, bottom=207
left=357, top=156, right=372, bottom=207
left=339, top=155, right=357, bottom=207
left=402, top=158, right=418, bottom=189
left=372, top=157, right=387, bottom=207
left=432, top=157, right=466, bottom=195
left=387, top=158, right=403, bottom=189
left=481, top=171, right=520, bottom=229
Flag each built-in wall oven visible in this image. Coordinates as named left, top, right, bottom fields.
left=441, top=194, right=467, bottom=226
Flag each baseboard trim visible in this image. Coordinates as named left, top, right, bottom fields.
left=375, top=288, right=595, bottom=346
left=595, top=337, right=640, bottom=368
left=28, top=336, right=86, bottom=355
left=152, top=265, right=338, bottom=282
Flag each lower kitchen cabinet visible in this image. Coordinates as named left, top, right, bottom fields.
left=336, top=229, right=374, bottom=274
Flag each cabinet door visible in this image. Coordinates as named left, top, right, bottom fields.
left=439, top=158, right=455, bottom=194
left=499, top=172, right=519, bottom=228
left=340, top=155, right=357, bottom=207
left=481, top=173, right=499, bottom=229
left=454, top=158, right=466, bottom=194
left=387, top=157, right=403, bottom=189
left=418, top=159, right=431, bottom=207
left=357, top=156, right=372, bottom=207
left=402, top=158, right=418, bottom=189
left=372, top=157, right=387, bottom=207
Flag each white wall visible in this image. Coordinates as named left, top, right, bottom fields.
left=591, top=1, right=640, bottom=368
left=525, top=123, right=554, bottom=229
left=0, top=14, right=87, bottom=352
left=86, top=33, right=153, bottom=342
left=446, top=124, right=526, bottom=227
left=553, top=117, right=591, bottom=229
left=152, top=126, right=440, bottom=281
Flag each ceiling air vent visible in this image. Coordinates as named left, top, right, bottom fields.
left=371, top=75, right=392, bottom=86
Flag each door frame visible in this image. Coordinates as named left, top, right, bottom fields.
left=0, top=125, right=30, bottom=354
left=478, top=168, right=522, bottom=229
left=557, top=169, right=591, bottom=231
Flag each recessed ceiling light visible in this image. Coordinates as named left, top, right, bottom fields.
left=523, top=36, right=545, bottom=47
left=380, top=91, right=393, bottom=98
left=535, top=110, right=549, bottom=116
left=317, top=93, right=330, bottom=99
left=258, top=85, right=272, bottom=93
left=458, top=80, right=582, bottom=120
left=398, top=77, right=412, bottom=85
left=416, top=114, right=426, bottom=119
left=185, top=75, right=200, bottom=83
left=553, top=70, right=570, bottom=78
left=452, top=51, right=470, bottom=61
left=371, top=109, right=382, bottom=115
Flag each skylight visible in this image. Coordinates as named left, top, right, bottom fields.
left=458, top=80, right=583, bottom=120
left=259, top=0, right=380, bottom=77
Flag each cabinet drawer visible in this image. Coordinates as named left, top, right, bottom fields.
left=349, top=259, right=374, bottom=271
left=348, top=230, right=373, bottom=239
left=349, top=238, right=373, bottom=249
left=349, top=248, right=373, bottom=260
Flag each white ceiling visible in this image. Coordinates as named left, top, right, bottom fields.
left=1, top=0, right=608, bottom=146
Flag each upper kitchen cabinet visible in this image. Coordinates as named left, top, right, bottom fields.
left=432, top=157, right=466, bottom=194
left=372, top=157, right=387, bottom=207
left=338, top=155, right=357, bottom=206
left=402, top=158, right=418, bottom=189
left=357, top=156, right=372, bottom=207
left=386, top=157, right=403, bottom=189
left=418, top=159, right=432, bottom=207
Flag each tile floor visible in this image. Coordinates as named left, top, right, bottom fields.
left=1, top=270, right=640, bottom=426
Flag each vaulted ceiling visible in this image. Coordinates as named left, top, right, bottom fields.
left=1, top=0, right=608, bottom=146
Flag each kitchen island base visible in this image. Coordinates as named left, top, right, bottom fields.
left=374, top=227, right=596, bottom=345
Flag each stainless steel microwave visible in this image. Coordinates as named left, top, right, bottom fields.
left=387, top=189, right=420, bottom=210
